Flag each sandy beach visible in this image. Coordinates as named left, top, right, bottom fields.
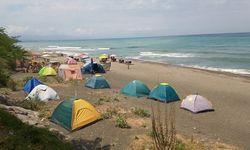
left=9, top=58, right=250, bottom=149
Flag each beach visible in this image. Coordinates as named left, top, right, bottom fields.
left=105, top=60, right=250, bottom=149
left=8, top=58, right=250, bottom=149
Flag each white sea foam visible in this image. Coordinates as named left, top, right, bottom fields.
left=41, top=46, right=110, bottom=52
left=180, top=64, right=250, bottom=75
left=140, top=52, right=195, bottom=58
left=97, top=47, right=110, bottom=50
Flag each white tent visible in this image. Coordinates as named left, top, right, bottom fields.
left=25, top=85, right=60, bottom=102
left=181, top=94, right=214, bottom=113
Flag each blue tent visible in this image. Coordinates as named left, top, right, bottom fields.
left=149, top=83, right=179, bottom=103
left=85, top=75, right=110, bottom=89
left=81, top=63, right=105, bottom=74
left=121, top=80, right=150, bottom=97
left=23, top=77, right=43, bottom=93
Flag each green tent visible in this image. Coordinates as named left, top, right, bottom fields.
left=38, top=66, right=56, bottom=76
left=121, top=80, right=150, bottom=97
left=149, top=83, right=179, bottom=103
left=85, top=75, right=110, bottom=89
left=51, top=98, right=100, bottom=131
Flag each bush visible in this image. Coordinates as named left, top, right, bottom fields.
left=53, top=76, right=64, bottom=83
left=0, top=69, right=10, bottom=87
left=22, top=76, right=33, bottom=85
left=20, top=100, right=45, bottom=111
left=0, top=108, right=74, bottom=150
left=38, top=76, right=47, bottom=82
left=101, top=107, right=119, bottom=119
left=7, top=78, right=17, bottom=91
left=132, top=107, right=150, bottom=118
left=95, top=97, right=112, bottom=105
left=151, top=103, right=176, bottom=150
left=115, top=116, right=131, bottom=129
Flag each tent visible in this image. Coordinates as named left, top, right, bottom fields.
left=58, top=64, right=82, bottom=81
left=99, top=55, right=108, bottom=59
left=25, top=85, right=59, bottom=102
left=67, top=58, right=77, bottom=65
left=121, top=80, right=150, bottom=97
left=85, top=75, right=110, bottom=89
left=51, top=98, right=101, bottom=131
left=81, top=63, right=105, bottom=74
left=149, top=83, right=179, bottom=103
left=23, top=77, right=43, bottom=93
left=181, top=94, right=214, bottom=113
left=38, top=66, right=57, bottom=76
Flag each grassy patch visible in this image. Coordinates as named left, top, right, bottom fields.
left=38, top=76, right=47, bottom=82
left=115, top=116, right=131, bottom=129
left=101, top=107, right=119, bottom=119
left=6, top=78, right=18, bottom=91
left=0, top=108, right=74, bottom=150
left=131, top=107, right=150, bottom=118
left=53, top=76, right=64, bottom=83
left=19, top=100, right=46, bottom=111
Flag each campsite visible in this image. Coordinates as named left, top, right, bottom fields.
left=0, top=51, right=249, bottom=150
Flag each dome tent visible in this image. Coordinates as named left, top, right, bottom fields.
left=181, top=94, right=214, bottom=113
left=85, top=75, right=110, bottom=89
left=81, top=63, right=105, bottom=74
left=121, top=80, right=150, bottom=97
left=25, top=85, right=59, bottom=102
left=23, top=77, right=43, bottom=93
left=38, top=66, right=57, bottom=76
left=51, top=98, right=101, bottom=131
left=149, top=83, right=179, bottom=103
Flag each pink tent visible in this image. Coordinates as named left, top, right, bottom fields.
left=67, top=58, right=77, bottom=65
left=181, top=95, right=214, bottom=113
left=58, top=64, right=82, bottom=81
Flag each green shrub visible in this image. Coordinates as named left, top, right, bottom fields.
left=0, top=69, right=10, bottom=87
left=132, top=107, right=150, bottom=118
left=115, top=116, right=131, bottom=129
left=38, top=76, right=47, bottom=82
left=53, top=76, right=64, bottom=83
left=0, top=108, right=74, bottom=150
left=95, top=97, right=112, bottom=105
left=175, top=140, right=186, bottom=150
left=7, top=78, right=17, bottom=91
left=22, top=76, right=33, bottom=85
left=101, top=107, right=119, bottom=119
left=20, top=100, right=45, bottom=111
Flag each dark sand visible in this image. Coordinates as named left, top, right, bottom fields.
left=9, top=60, right=250, bottom=149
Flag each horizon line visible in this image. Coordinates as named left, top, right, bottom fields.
left=20, top=31, right=250, bottom=42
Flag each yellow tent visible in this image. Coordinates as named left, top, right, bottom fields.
left=51, top=98, right=101, bottom=130
left=99, top=55, right=108, bottom=59
left=38, top=66, right=57, bottom=76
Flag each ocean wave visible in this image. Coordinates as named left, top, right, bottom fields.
left=42, top=46, right=95, bottom=51
left=180, top=64, right=250, bottom=75
left=97, top=47, right=110, bottom=50
left=140, top=52, right=195, bottom=58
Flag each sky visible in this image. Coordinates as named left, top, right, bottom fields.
left=1, top=0, right=250, bottom=40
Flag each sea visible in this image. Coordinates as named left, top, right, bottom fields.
left=19, top=32, right=250, bottom=75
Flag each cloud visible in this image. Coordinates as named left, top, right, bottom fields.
left=5, top=25, right=29, bottom=35
left=1, top=0, right=250, bottom=40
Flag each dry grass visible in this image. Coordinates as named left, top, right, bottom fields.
left=151, top=102, right=176, bottom=150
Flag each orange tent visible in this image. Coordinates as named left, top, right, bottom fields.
left=58, top=64, right=82, bottom=81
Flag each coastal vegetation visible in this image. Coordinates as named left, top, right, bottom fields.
left=0, top=27, right=27, bottom=87
left=0, top=108, right=74, bottom=150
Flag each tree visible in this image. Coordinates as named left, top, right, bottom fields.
left=0, top=27, right=27, bottom=86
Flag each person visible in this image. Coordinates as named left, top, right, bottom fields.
left=90, top=58, right=95, bottom=75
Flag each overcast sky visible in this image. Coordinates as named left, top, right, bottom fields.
left=1, top=0, right=250, bottom=40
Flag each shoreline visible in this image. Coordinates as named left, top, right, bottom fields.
left=130, top=58, right=250, bottom=80
left=29, top=49, right=250, bottom=78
